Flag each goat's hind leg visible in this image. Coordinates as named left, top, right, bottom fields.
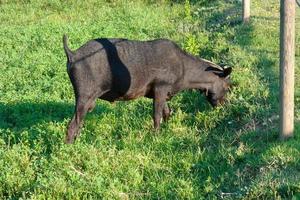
left=66, top=95, right=97, bottom=144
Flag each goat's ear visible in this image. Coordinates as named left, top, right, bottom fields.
left=213, top=67, right=232, bottom=78
left=223, top=67, right=232, bottom=78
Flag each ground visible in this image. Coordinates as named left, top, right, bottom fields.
left=0, top=0, right=299, bottom=199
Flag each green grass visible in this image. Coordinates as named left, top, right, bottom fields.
left=0, top=0, right=299, bottom=199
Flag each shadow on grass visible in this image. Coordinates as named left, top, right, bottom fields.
left=0, top=101, right=113, bottom=150
left=176, top=90, right=211, bottom=114
left=252, top=16, right=279, bottom=22
left=0, top=101, right=73, bottom=129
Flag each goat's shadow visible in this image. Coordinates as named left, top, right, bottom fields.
left=0, top=101, right=113, bottom=151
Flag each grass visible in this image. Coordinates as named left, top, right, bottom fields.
left=0, top=0, right=299, bottom=199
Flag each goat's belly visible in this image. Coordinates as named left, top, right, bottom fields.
left=118, top=84, right=153, bottom=100
left=100, top=85, right=152, bottom=102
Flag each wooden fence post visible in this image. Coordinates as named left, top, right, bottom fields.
left=243, top=0, right=250, bottom=23
left=279, top=0, right=295, bottom=140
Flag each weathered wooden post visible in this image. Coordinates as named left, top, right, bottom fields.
left=242, top=0, right=250, bottom=23
left=279, top=0, right=295, bottom=140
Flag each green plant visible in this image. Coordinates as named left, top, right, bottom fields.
left=0, top=0, right=299, bottom=199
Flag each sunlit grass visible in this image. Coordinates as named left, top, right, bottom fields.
left=0, top=0, right=299, bottom=199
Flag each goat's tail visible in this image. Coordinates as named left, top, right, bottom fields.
left=63, top=34, right=74, bottom=63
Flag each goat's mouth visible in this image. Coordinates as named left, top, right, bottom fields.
left=208, top=99, right=218, bottom=107
left=208, top=97, right=227, bottom=107
left=198, top=90, right=227, bottom=107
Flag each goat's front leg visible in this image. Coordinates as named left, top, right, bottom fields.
left=153, top=87, right=168, bottom=129
left=163, top=103, right=172, bottom=122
